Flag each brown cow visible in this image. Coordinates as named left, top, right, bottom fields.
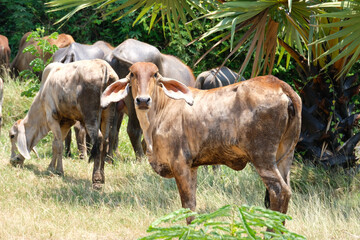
left=107, top=39, right=196, bottom=159
left=101, top=62, right=302, bottom=224
left=10, top=32, right=74, bottom=75
left=9, top=59, right=117, bottom=189
left=0, top=35, right=10, bottom=68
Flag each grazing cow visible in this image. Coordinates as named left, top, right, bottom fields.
left=10, top=32, right=74, bottom=75
left=9, top=59, right=118, bottom=189
left=195, top=66, right=245, bottom=89
left=0, top=35, right=10, bottom=69
left=107, top=39, right=195, bottom=158
left=101, top=62, right=302, bottom=224
left=0, top=77, right=3, bottom=134
left=53, top=41, right=107, bottom=159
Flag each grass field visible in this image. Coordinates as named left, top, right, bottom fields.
left=0, top=76, right=360, bottom=239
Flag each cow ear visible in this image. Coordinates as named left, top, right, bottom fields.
left=17, top=120, right=31, bottom=159
left=158, top=77, right=194, bottom=106
left=101, top=77, right=130, bottom=108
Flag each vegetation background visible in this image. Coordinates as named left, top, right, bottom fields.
left=0, top=0, right=360, bottom=239
left=0, top=75, right=359, bottom=239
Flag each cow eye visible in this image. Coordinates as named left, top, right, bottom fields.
left=130, top=72, right=134, bottom=78
left=154, top=72, right=158, bottom=78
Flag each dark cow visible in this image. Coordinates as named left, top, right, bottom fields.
left=9, top=59, right=118, bottom=189
left=195, top=66, right=245, bottom=89
left=53, top=42, right=104, bottom=63
left=107, top=39, right=195, bottom=158
left=53, top=42, right=108, bottom=159
left=10, top=32, right=74, bottom=75
left=0, top=35, right=10, bottom=69
left=101, top=62, right=302, bottom=224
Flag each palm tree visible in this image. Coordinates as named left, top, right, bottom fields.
left=47, top=0, right=360, bottom=167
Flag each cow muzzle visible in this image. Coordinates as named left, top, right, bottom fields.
left=10, top=155, right=25, bottom=167
left=135, top=96, right=152, bottom=110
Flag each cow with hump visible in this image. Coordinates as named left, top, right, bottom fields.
left=106, top=39, right=195, bottom=159
left=10, top=32, right=74, bottom=76
left=52, top=41, right=113, bottom=159
left=9, top=59, right=118, bottom=189
left=101, top=62, right=302, bottom=224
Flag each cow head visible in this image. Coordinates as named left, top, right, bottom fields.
left=9, top=119, right=30, bottom=166
left=101, top=62, right=194, bottom=110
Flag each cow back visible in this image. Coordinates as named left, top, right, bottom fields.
left=160, top=54, right=195, bottom=87
left=93, top=41, right=114, bottom=57
left=53, top=42, right=104, bottom=63
left=110, top=39, right=162, bottom=78
left=11, top=32, right=74, bottom=74
left=195, top=66, right=240, bottom=90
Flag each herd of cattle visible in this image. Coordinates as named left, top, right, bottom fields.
left=0, top=32, right=302, bottom=224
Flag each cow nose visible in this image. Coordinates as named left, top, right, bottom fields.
left=135, top=96, right=151, bottom=109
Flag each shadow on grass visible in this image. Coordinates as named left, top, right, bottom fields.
left=21, top=161, right=179, bottom=211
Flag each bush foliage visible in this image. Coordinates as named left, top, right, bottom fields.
left=0, top=0, right=300, bottom=79
left=141, top=205, right=306, bottom=240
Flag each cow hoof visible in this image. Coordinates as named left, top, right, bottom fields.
left=47, top=167, right=64, bottom=176
left=105, top=157, right=113, bottom=164
left=55, top=170, right=64, bottom=176
left=92, top=182, right=103, bottom=190
left=79, top=153, right=85, bottom=160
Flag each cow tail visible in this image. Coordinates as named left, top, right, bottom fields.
left=276, top=84, right=302, bottom=165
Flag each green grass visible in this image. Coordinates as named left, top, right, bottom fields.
left=0, top=74, right=360, bottom=239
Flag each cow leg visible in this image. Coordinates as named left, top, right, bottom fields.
left=98, top=106, right=113, bottom=181
left=89, top=128, right=104, bottom=189
left=255, top=165, right=291, bottom=215
left=274, top=151, right=294, bottom=214
left=64, top=129, right=72, bottom=157
left=108, top=102, right=124, bottom=158
left=173, top=165, right=198, bottom=224
left=48, top=120, right=72, bottom=176
left=84, top=117, right=104, bottom=189
left=74, top=121, right=87, bottom=160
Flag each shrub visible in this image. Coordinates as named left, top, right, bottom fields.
left=140, top=204, right=306, bottom=239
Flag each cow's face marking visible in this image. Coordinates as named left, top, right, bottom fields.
left=129, top=62, right=159, bottom=111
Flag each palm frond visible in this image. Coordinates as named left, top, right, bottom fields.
left=47, top=0, right=219, bottom=38
left=310, top=0, right=360, bottom=78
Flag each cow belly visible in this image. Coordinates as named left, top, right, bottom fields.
left=194, top=145, right=249, bottom=170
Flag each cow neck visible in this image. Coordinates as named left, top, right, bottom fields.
left=136, top=84, right=172, bottom=155
left=152, top=84, right=168, bottom=114
left=23, top=95, right=50, bottom=151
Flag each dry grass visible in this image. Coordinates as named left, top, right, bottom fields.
left=0, top=74, right=359, bottom=239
